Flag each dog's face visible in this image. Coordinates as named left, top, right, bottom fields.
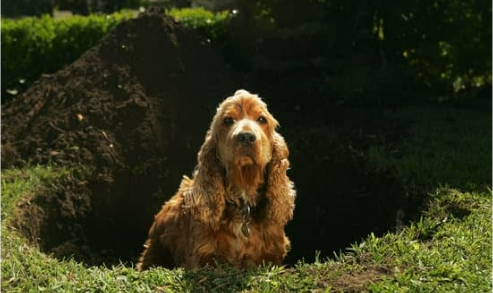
left=212, top=90, right=278, bottom=171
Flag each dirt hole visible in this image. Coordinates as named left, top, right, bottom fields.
left=12, top=149, right=415, bottom=267
left=285, top=154, right=410, bottom=264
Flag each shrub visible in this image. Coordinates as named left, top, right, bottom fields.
left=233, top=0, right=492, bottom=98
left=166, top=7, right=232, bottom=41
left=1, top=11, right=135, bottom=101
left=1, top=8, right=233, bottom=101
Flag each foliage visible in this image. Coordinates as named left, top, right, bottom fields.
left=1, top=2, right=491, bottom=102
left=1, top=11, right=134, bottom=102
left=229, top=0, right=491, bottom=99
left=375, top=0, right=492, bottom=96
left=167, top=7, right=233, bottom=41
left=0, top=8, right=233, bottom=102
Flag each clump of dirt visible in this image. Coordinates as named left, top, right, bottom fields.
left=2, top=11, right=235, bottom=265
left=12, top=172, right=96, bottom=263
left=11, top=169, right=169, bottom=266
left=329, top=263, right=393, bottom=292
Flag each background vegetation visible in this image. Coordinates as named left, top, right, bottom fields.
left=1, top=8, right=232, bottom=102
left=2, top=0, right=491, bottom=103
left=1, top=11, right=134, bottom=99
left=230, top=0, right=491, bottom=101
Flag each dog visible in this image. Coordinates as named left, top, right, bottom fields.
left=137, top=89, right=296, bottom=270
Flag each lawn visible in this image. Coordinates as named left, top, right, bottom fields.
left=1, top=100, right=491, bottom=292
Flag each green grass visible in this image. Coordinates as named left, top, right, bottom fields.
left=1, top=165, right=71, bottom=219
left=1, top=102, right=491, bottom=292
left=365, top=188, right=491, bottom=292
left=1, top=11, right=135, bottom=98
left=365, top=105, right=491, bottom=193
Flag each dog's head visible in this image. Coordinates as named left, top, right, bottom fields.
left=196, top=89, right=288, bottom=193
left=208, top=90, right=281, bottom=190
left=212, top=90, right=277, bottom=169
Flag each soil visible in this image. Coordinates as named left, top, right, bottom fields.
left=2, top=11, right=235, bottom=265
left=2, top=10, right=235, bottom=170
left=2, top=11, right=419, bottom=267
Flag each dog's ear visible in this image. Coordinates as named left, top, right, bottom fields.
left=196, top=130, right=219, bottom=173
left=192, top=130, right=225, bottom=230
left=271, top=132, right=289, bottom=161
left=265, top=132, right=295, bottom=225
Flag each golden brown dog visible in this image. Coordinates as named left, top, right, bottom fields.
left=137, top=89, right=296, bottom=270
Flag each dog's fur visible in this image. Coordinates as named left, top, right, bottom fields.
left=137, top=90, right=296, bottom=270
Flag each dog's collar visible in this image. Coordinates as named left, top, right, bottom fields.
left=224, top=181, right=267, bottom=238
left=240, top=202, right=251, bottom=237
left=226, top=198, right=252, bottom=237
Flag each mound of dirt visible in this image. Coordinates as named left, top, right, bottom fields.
left=2, top=11, right=234, bottom=170
left=2, top=11, right=236, bottom=265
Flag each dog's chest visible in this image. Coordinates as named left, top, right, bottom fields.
left=218, top=188, right=269, bottom=261
left=217, top=213, right=250, bottom=264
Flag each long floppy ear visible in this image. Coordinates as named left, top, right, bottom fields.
left=190, top=130, right=226, bottom=230
left=265, top=132, right=296, bottom=225
left=271, top=132, right=289, bottom=161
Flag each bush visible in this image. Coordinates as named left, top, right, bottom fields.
left=1, top=11, right=135, bottom=101
left=166, top=7, right=232, bottom=41
left=232, top=0, right=492, bottom=99
left=1, top=8, right=233, bottom=102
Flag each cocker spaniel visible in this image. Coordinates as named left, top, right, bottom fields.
left=137, top=89, right=296, bottom=270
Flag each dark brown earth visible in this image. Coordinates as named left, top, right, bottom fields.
left=3, top=11, right=236, bottom=265
left=2, top=11, right=417, bottom=267
left=2, top=11, right=235, bottom=169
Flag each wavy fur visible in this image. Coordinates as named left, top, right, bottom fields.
left=137, top=90, right=296, bottom=270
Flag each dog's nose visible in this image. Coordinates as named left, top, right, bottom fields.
left=237, top=132, right=256, bottom=145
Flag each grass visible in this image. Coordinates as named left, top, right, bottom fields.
left=1, top=101, right=491, bottom=292
left=366, top=188, right=491, bottom=292
left=365, top=105, right=491, bottom=193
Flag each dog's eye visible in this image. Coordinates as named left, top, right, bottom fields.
left=257, top=116, right=267, bottom=124
left=223, top=117, right=234, bottom=126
